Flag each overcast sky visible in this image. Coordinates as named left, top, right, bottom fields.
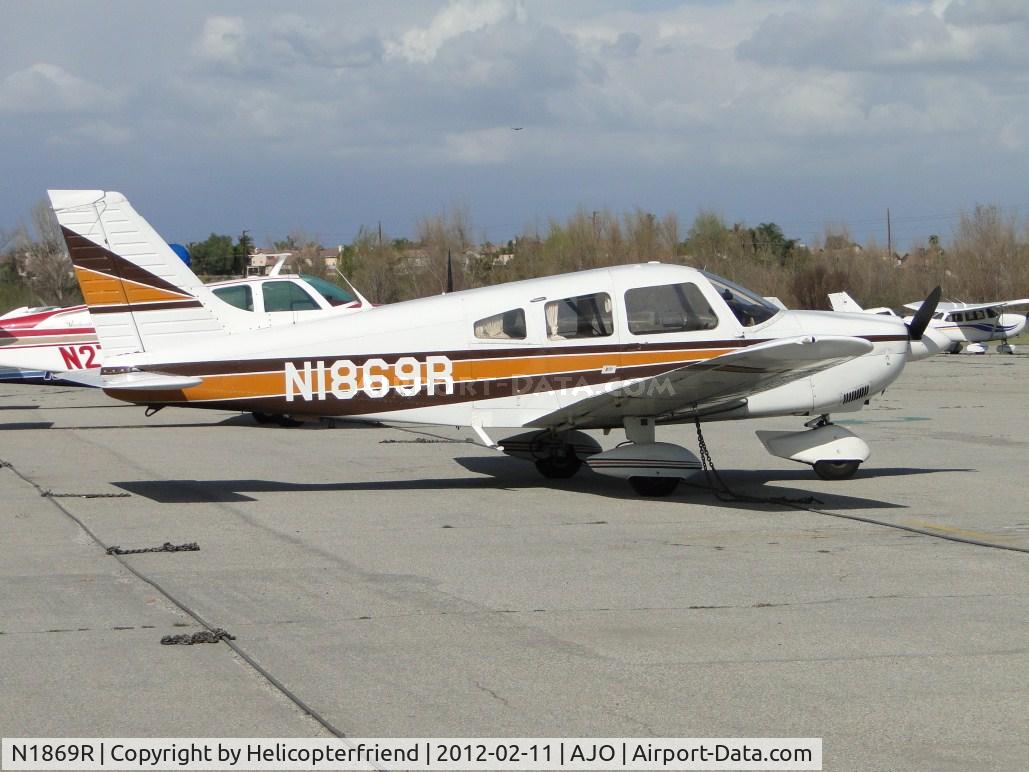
left=2, top=0, right=1027, bottom=250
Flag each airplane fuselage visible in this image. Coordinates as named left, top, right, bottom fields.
left=907, top=309, right=1026, bottom=346
left=102, top=264, right=910, bottom=429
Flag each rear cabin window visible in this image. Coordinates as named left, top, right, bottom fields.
left=474, top=308, right=526, bottom=340
left=213, top=285, right=253, bottom=311
left=262, top=281, right=320, bottom=312
left=545, top=293, right=613, bottom=339
left=625, top=283, right=718, bottom=335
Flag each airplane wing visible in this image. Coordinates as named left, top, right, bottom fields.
left=526, top=335, right=873, bottom=430
left=904, top=298, right=1029, bottom=312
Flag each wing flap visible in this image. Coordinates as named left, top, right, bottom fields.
left=527, top=335, right=873, bottom=430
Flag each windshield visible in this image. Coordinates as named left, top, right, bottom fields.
left=700, top=270, right=780, bottom=326
left=300, top=274, right=357, bottom=307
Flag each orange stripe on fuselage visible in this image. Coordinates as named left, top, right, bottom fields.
left=74, top=266, right=194, bottom=308
left=116, top=347, right=736, bottom=404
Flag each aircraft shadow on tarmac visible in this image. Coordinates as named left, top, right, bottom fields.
left=112, top=456, right=971, bottom=510
left=0, top=421, right=54, bottom=430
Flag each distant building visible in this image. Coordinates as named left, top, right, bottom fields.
left=247, top=250, right=291, bottom=276
left=248, top=247, right=341, bottom=275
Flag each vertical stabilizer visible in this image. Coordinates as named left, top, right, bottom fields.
left=827, top=292, right=864, bottom=314
left=49, top=190, right=226, bottom=356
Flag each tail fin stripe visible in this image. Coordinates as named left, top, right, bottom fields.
left=63, top=227, right=196, bottom=298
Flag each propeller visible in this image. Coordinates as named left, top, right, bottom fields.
left=445, top=248, right=454, bottom=294
left=906, top=286, right=941, bottom=341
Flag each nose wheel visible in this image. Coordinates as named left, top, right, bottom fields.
left=629, top=476, right=681, bottom=497
left=813, top=459, right=861, bottom=480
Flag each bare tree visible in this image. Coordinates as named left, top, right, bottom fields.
left=416, top=207, right=473, bottom=293
left=20, top=200, right=79, bottom=306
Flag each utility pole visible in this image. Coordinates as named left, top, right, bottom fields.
left=886, top=208, right=892, bottom=260
left=239, top=229, right=250, bottom=276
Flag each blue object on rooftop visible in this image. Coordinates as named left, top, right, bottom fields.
left=169, top=243, right=191, bottom=267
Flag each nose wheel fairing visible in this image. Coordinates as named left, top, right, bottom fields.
left=756, top=421, right=869, bottom=479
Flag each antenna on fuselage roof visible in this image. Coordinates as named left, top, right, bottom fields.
left=444, top=248, right=454, bottom=294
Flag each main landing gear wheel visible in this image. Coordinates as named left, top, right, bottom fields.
left=534, top=452, right=582, bottom=479
left=629, top=476, right=680, bottom=497
left=813, top=460, right=861, bottom=481
left=252, top=412, right=303, bottom=427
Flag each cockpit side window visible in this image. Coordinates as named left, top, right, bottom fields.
left=301, top=274, right=356, bottom=307
left=625, top=283, right=719, bottom=335
left=474, top=308, right=526, bottom=340
left=545, top=292, right=613, bottom=339
left=700, top=270, right=780, bottom=326
left=212, top=285, right=254, bottom=312
left=262, top=281, right=320, bottom=312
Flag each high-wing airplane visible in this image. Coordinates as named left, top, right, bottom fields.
left=49, top=190, right=943, bottom=496
left=829, top=291, right=1028, bottom=354
left=0, top=248, right=371, bottom=387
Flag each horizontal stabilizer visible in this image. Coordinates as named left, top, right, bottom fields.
left=52, top=369, right=106, bottom=388
left=100, top=370, right=203, bottom=390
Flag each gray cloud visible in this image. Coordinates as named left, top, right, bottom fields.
left=1, top=0, right=1027, bottom=249
left=0, top=63, right=118, bottom=115
left=944, top=0, right=1029, bottom=26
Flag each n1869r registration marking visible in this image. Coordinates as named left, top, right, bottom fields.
left=285, top=355, right=454, bottom=401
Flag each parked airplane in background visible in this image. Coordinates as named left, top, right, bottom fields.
left=51, top=190, right=942, bottom=496
left=0, top=253, right=371, bottom=386
left=829, top=291, right=1027, bottom=354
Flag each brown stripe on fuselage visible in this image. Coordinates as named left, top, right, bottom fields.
left=144, top=335, right=907, bottom=378
left=104, top=351, right=733, bottom=416
left=89, top=299, right=204, bottom=314
left=103, top=333, right=906, bottom=415
left=122, top=347, right=732, bottom=400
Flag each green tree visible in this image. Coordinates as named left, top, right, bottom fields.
left=188, top=233, right=235, bottom=276
left=753, top=222, right=795, bottom=265
left=233, top=231, right=253, bottom=275
left=685, top=211, right=731, bottom=264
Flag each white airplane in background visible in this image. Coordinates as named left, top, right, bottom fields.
left=829, top=291, right=1028, bottom=354
left=50, top=190, right=944, bottom=497
left=0, top=248, right=372, bottom=400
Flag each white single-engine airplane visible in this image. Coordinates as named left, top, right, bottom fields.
left=829, top=291, right=1028, bottom=354
left=50, top=190, right=944, bottom=496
